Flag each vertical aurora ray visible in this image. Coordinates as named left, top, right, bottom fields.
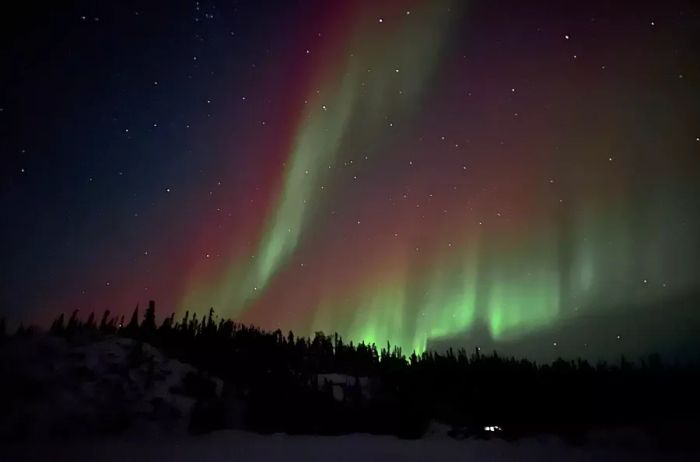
left=181, top=1, right=460, bottom=317
left=249, top=2, right=459, bottom=294
left=175, top=0, right=700, bottom=357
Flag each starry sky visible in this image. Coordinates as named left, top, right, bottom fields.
left=2, top=0, right=700, bottom=360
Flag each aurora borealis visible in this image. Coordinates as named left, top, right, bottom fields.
left=2, top=0, right=700, bottom=359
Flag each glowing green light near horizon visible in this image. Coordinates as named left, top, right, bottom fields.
left=310, top=234, right=561, bottom=354
left=177, top=1, right=700, bottom=357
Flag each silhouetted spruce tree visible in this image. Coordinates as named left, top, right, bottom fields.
left=142, top=300, right=157, bottom=337
left=189, top=313, right=198, bottom=335
left=124, top=305, right=140, bottom=337
left=50, top=313, right=65, bottom=335
left=159, top=312, right=175, bottom=333
left=180, top=310, right=190, bottom=332
left=99, top=310, right=111, bottom=333
left=102, top=315, right=117, bottom=335
left=85, top=312, right=96, bottom=330
left=66, top=309, right=80, bottom=334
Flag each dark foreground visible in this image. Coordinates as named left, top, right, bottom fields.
left=6, top=429, right=700, bottom=462
left=2, top=308, right=700, bottom=457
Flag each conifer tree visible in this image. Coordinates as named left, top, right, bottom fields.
left=50, top=313, right=65, bottom=335
left=85, top=312, right=96, bottom=330
left=67, top=309, right=80, bottom=333
left=142, top=300, right=157, bottom=336
left=99, top=310, right=111, bottom=332
left=124, top=305, right=140, bottom=337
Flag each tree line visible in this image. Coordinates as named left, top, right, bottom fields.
left=2, top=301, right=699, bottom=441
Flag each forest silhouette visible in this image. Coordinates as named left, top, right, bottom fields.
left=2, top=300, right=699, bottom=443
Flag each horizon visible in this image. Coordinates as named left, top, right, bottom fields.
left=7, top=297, right=699, bottom=365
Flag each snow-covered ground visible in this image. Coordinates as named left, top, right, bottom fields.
left=2, top=335, right=697, bottom=461
left=0, top=335, right=222, bottom=439
left=5, top=429, right=698, bottom=462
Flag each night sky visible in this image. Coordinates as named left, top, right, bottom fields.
left=2, top=0, right=700, bottom=360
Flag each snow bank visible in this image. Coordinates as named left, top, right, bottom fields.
left=5, top=429, right=697, bottom=462
left=0, top=335, right=221, bottom=439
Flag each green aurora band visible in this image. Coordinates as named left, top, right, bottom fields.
left=182, top=2, right=460, bottom=321
left=180, top=1, right=700, bottom=355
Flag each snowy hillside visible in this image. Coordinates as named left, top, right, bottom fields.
left=1, top=334, right=698, bottom=461
left=0, top=334, right=222, bottom=439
